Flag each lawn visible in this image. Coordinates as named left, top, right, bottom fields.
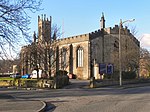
left=0, top=77, right=37, bottom=81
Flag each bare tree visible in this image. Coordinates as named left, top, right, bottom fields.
left=0, top=0, right=42, bottom=58
left=19, top=22, right=71, bottom=79
left=139, top=48, right=150, bottom=78
left=51, top=24, right=62, bottom=40
left=111, top=26, right=140, bottom=80
left=130, top=25, right=138, bottom=36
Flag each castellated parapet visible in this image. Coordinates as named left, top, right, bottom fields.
left=104, top=25, right=131, bottom=35
left=38, top=14, right=52, bottom=22
left=89, top=29, right=103, bottom=38
left=53, top=33, right=90, bottom=45
left=55, top=29, right=103, bottom=44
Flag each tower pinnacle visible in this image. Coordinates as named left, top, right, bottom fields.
left=100, top=12, right=105, bottom=29
left=33, top=31, right=36, bottom=43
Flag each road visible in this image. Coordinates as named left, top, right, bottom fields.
left=0, top=79, right=150, bottom=112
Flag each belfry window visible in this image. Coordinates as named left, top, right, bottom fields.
left=77, top=47, right=83, bottom=67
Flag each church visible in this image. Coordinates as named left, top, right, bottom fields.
left=20, top=13, right=140, bottom=80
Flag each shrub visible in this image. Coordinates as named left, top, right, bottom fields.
left=103, top=74, right=111, bottom=79
left=55, top=70, right=68, bottom=76
left=122, top=71, right=136, bottom=80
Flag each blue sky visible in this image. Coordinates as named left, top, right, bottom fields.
left=29, top=0, right=150, bottom=49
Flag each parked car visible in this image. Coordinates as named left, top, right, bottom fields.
left=10, top=73, right=21, bottom=78
left=21, top=74, right=30, bottom=78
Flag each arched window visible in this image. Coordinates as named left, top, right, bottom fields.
left=77, top=47, right=83, bottom=67
left=61, top=48, right=67, bottom=69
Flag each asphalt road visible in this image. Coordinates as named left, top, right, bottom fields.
left=0, top=79, right=150, bottom=112
left=0, top=89, right=44, bottom=112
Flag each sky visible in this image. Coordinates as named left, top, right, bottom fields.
left=28, top=0, right=150, bottom=50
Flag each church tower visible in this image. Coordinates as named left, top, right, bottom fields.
left=38, top=14, right=52, bottom=43
left=100, top=12, right=105, bottom=29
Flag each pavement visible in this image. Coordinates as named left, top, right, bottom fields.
left=0, top=94, right=46, bottom=112
left=0, top=79, right=150, bottom=112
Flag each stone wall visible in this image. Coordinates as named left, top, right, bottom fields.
left=0, top=75, right=69, bottom=89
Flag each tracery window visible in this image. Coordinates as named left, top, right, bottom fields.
left=77, top=47, right=83, bottom=67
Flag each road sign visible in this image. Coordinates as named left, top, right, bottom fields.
left=99, top=63, right=114, bottom=74
left=99, top=63, right=106, bottom=74
left=107, top=64, right=113, bottom=74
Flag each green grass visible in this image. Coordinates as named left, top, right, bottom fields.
left=0, top=77, right=37, bottom=81
left=20, top=78, right=37, bottom=81
left=0, top=77, right=14, bottom=80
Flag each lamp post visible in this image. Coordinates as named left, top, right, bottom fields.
left=119, top=19, right=135, bottom=86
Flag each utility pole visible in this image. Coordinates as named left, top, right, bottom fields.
left=119, top=19, right=135, bottom=86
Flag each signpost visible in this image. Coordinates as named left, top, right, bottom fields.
left=99, top=63, right=113, bottom=74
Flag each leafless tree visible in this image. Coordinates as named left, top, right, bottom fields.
left=139, top=48, right=150, bottom=78
left=51, top=24, right=62, bottom=40
left=0, top=0, right=42, bottom=59
left=19, top=23, right=71, bottom=78
left=130, top=25, right=138, bottom=36
left=0, top=59, right=19, bottom=74
left=112, top=26, right=140, bottom=78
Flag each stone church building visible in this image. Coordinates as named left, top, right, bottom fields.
left=20, top=14, right=140, bottom=80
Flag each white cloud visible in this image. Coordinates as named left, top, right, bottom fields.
left=140, top=34, right=150, bottom=48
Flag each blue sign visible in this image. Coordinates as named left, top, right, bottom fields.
left=107, top=64, right=113, bottom=74
left=99, top=63, right=114, bottom=74
left=99, top=63, right=106, bottom=74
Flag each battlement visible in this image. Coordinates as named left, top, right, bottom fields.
left=88, top=25, right=131, bottom=38
left=104, top=25, right=131, bottom=35
left=51, top=33, right=90, bottom=45
left=38, top=14, right=52, bottom=22
left=89, top=29, right=103, bottom=37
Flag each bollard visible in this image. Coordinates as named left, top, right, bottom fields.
left=53, top=77, right=58, bottom=89
left=90, top=77, right=95, bottom=88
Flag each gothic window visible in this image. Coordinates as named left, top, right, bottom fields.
left=77, top=47, right=83, bottom=67
left=61, top=48, right=67, bottom=69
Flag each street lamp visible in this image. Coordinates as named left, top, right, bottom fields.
left=119, top=19, right=135, bottom=86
